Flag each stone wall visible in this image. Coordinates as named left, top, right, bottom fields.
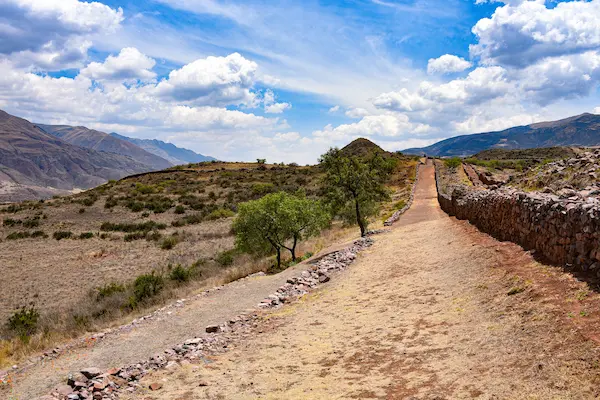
left=436, top=165, right=600, bottom=276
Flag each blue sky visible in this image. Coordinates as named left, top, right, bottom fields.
left=1, top=0, right=600, bottom=163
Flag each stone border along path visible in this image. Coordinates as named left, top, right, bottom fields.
left=36, top=237, right=375, bottom=400
left=384, top=161, right=421, bottom=226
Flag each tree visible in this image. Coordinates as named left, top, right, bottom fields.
left=257, top=158, right=266, bottom=164
left=233, top=192, right=329, bottom=268
left=319, top=148, right=395, bottom=237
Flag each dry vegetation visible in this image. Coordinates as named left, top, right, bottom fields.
left=0, top=156, right=417, bottom=367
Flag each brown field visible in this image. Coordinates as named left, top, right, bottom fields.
left=0, top=157, right=417, bottom=366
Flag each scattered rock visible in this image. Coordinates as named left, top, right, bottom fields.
left=205, top=325, right=220, bottom=333
left=80, top=367, right=102, bottom=379
left=149, top=382, right=163, bottom=391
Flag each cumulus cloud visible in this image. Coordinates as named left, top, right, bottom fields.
left=427, top=54, right=472, bottom=75
left=0, top=0, right=123, bottom=69
left=312, top=115, right=413, bottom=142
left=155, top=53, right=258, bottom=106
left=345, top=108, right=370, bottom=118
left=263, top=89, right=291, bottom=114
left=80, top=47, right=156, bottom=82
left=328, top=105, right=340, bottom=113
left=471, top=0, right=600, bottom=68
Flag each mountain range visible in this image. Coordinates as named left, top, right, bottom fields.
left=109, top=133, right=215, bottom=164
left=0, top=109, right=215, bottom=202
left=404, top=113, right=600, bottom=157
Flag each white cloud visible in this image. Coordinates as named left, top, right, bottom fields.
left=274, top=132, right=301, bottom=142
left=471, top=0, right=600, bottom=68
left=427, top=54, right=472, bottom=75
left=154, top=53, right=258, bottom=106
left=328, top=105, right=340, bottom=113
left=0, top=0, right=123, bottom=70
left=312, top=114, right=413, bottom=143
left=263, top=89, right=291, bottom=114
left=345, top=107, right=370, bottom=118
left=80, top=47, right=156, bottom=82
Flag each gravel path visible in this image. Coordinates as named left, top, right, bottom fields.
left=130, top=161, right=600, bottom=399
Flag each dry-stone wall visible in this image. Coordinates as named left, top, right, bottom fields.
left=436, top=166, right=600, bottom=276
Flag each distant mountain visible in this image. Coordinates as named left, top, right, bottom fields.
left=403, top=113, right=600, bottom=157
left=37, top=124, right=172, bottom=170
left=110, top=132, right=216, bottom=165
left=0, top=110, right=157, bottom=202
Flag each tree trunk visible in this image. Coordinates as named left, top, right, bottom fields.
left=291, top=236, right=297, bottom=261
left=276, top=246, right=281, bottom=269
left=355, top=197, right=366, bottom=237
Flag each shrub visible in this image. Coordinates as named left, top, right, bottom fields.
left=216, top=249, right=237, bottom=267
left=79, top=232, right=95, bottom=239
left=129, top=202, right=144, bottom=212
left=146, top=231, right=162, bottom=242
left=80, top=196, right=97, bottom=207
left=135, top=183, right=156, bottom=194
left=22, top=218, right=40, bottom=229
left=31, top=230, right=48, bottom=239
left=7, top=231, right=30, bottom=240
left=3, top=218, right=21, bottom=227
left=7, top=306, right=40, bottom=343
left=443, top=157, right=462, bottom=169
left=104, top=197, right=118, bottom=209
left=133, top=273, right=164, bottom=303
left=53, top=231, right=73, bottom=240
left=172, top=213, right=203, bottom=227
left=96, top=282, right=126, bottom=300
left=169, top=264, right=192, bottom=283
left=174, top=205, right=186, bottom=214
left=207, top=208, right=235, bottom=220
left=124, top=232, right=145, bottom=242
left=100, top=221, right=167, bottom=233
left=79, top=208, right=86, bottom=214
left=160, top=235, right=179, bottom=250
left=251, top=183, right=275, bottom=196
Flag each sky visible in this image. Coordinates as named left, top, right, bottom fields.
left=1, top=0, right=600, bottom=164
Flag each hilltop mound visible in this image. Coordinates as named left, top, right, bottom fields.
left=340, top=138, right=387, bottom=158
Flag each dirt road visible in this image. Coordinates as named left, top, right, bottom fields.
left=131, top=162, right=600, bottom=399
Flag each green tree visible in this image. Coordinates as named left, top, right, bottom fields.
left=233, top=192, right=329, bottom=268
left=319, top=148, right=395, bottom=237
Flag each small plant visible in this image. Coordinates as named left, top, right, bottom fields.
left=216, top=249, right=237, bottom=267
left=507, top=286, right=525, bottom=296
left=7, top=306, right=40, bottom=343
left=96, top=282, right=126, bottom=300
left=79, top=232, right=95, bottom=240
left=53, top=231, right=73, bottom=240
left=169, top=264, right=193, bottom=283
left=444, top=157, right=462, bottom=169
left=207, top=208, right=235, bottom=220
left=160, top=235, right=179, bottom=250
left=133, top=272, right=164, bottom=303
left=31, top=230, right=48, bottom=239
left=174, top=205, right=186, bottom=214
left=79, top=208, right=86, bottom=214
left=7, top=231, right=31, bottom=240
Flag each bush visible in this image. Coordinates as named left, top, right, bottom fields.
left=174, top=205, right=186, bottom=214
left=207, top=208, right=235, bottom=220
left=160, top=235, right=179, bottom=250
left=3, top=218, right=22, bottom=227
left=79, top=232, right=95, bottom=239
left=216, top=249, right=237, bottom=267
left=135, top=183, right=157, bottom=194
left=443, top=157, right=462, bottom=169
left=100, top=221, right=167, bottom=233
left=53, top=231, right=73, bottom=240
left=79, top=208, right=86, bottom=214
left=7, top=231, right=31, bottom=240
left=133, top=272, right=164, bottom=303
left=22, top=218, right=40, bottom=229
left=169, top=264, right=192, bottom=283
left=31, top=230, right=48, bottom=239
left=104, top=196, right=118, bottom=209
left=96, top=282, right=126, bottom=300
left=172, top=213, right=203, bottom=227
left=7, top=306, right=40, bottom=342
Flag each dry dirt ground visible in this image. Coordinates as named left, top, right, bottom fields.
left=129, top=162, right=600, bottom=399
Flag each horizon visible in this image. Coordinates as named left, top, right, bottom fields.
left=2, top=0, right=600, bottom=164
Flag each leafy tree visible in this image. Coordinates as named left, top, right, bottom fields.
left=233, top=192, right=329, bottom=268
left=319, top=148, right=395, bottom=237
left=257, top=158, right=266, bottom=164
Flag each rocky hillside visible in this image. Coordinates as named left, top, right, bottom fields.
left=0, top=110, right=158, bottom=202
left=110, top=132, right=216, bottom=165
left=37, top=124, right=172, bottom=170
left=405, top=113, right=600, bottom=157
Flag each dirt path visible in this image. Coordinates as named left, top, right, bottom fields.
left=4, top=247, right=359, bottom=399
left=130, top=162, right=600, bottom=399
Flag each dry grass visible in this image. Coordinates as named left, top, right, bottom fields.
left=0, top=158, right=416, bottom=368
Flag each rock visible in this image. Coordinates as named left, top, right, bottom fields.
left=198, top=381, right=209, bottom=387
left=318, top=275, right=330, bottom=283
left=205, top=325, right=220, bottom=333
left=67, top=394, right=80, bottom=400
left=56, top=384, right=74, bottom=396
left=106, top=367, right=120, bottom=376
left=81, top=367, right=102, bottom=379
left=149, top=382, right=163, bottom=391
